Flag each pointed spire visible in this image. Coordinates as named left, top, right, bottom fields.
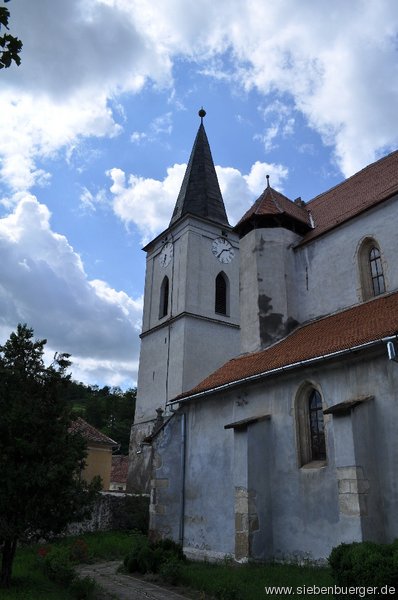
left=169, top=109, right=229, bottom=227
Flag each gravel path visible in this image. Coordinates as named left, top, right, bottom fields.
left=76, top=561, right=193, bottom=600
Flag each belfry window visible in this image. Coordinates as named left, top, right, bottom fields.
left=159, top=276, right=169, bottom=318
left=215, top=272, right=227, bottom=315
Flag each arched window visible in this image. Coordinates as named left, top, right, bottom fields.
left=358, top=238, right=386, bottom=300
left=159, top=276, right=169, bottom=318
left=296, top=384, right=327, bottom=467
left=369, top=246, right=385, bottom=296
left=215, top=272, right=228, bottom=315
left=308, top=389, right=326, bottom=462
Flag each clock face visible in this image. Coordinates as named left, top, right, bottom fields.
left=212, top=237, right=235, bottom=264
left=159, top=242, right=173, bottom=268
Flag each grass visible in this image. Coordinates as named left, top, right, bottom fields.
left=2, top=531, right=336, bottom=600
left=1, top=531, right=135, bottom=599
left=178, top=560, right=335, bottom=600
left=1, top=544, right=73, bottom=600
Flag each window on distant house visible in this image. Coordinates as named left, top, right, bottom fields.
left=359, top=238, right=386, bottom=300
left=215, top=272, right=228, bottom=315
left=296, top=384, right=327, bottom=467
left=159, top=276, right=169, bottom=318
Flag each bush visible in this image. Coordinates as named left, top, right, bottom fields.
left=214, top=581, right=241, bottom=600
left=70, top=538, right=90, bottom=563
left=69, top=575, right=97, bottom=600
left=124, top=534, right=186, bottom=577
left=159, top=556, right=183, bottom=585
left=329, top=540, right=398, bottom=597
left=42, top=546, right=75, bottom=586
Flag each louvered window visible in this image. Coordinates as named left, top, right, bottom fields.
left=215, top=273, right=227, bottom=315
left=159, top=276, right=169, bottom=318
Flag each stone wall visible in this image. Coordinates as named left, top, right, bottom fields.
left=68, top=491, right=149, bottom=536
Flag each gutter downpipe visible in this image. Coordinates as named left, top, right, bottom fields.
left=178, top=412, right=186, bottom=547
left=167, top=334, right=398, bottom=406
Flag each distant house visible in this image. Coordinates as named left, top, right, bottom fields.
left=110, top=455, right=129, bottom=491
left=70, top=417, right=119, bottom=490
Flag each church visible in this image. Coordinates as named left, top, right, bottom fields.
left=128, top=109, right=398, bottom=563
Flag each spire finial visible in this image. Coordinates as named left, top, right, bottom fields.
left=266, top=174, right=270, bottom=188
left=198, top=107, right=206, bottom=124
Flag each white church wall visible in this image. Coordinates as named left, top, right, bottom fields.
left=182, top=398, right=236, bottom=559
left=294, top=195, right=398, bottom=323
left=154, top=344, right=398, bottom=562
left=239, top=227, right=301, bottom=353
left=135, top=216, right=240, bottom=425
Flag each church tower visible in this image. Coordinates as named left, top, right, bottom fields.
left=128, top=110, right=240, bottom=492
left=234, top=177, right=312, bottom=353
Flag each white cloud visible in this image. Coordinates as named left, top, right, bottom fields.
left=0, top=195, right=142, bottom=387
left=79, top=187, right=109, bottom=212
left=130, top=112, right=173, bottom=145
left=0, top=0, right=171, bottom=191
left=108, top=160, right=289, bottom=239
left=116, top=0, right=398, bottom=174
left=1, top=0, right=397, bottom=191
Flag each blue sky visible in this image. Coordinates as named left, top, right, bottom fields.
left=0, top=0, right=397, bottom=388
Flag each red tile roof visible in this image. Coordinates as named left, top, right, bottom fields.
left=303, top=149, right=398, bottom=243
left=110, top=455, right=129, bottom=484
left=235, top=150, right=398, bottom=244
left=175, top=291, right=398, bottom=401
left=236, top=185, right=311, bottom=230
left=69, top=417, right=119, bottom=447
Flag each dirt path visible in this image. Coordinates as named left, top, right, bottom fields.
left=76, top=561, right=194, bottom=600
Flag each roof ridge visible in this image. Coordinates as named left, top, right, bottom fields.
left=307, top=148, right=398, bottom=206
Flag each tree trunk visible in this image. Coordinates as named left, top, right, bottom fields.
left=1, top=537, right=18, bottom=588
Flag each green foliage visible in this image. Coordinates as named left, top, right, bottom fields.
left=123, top=534, right=186, bottom=578
left=41, top=546, right=97, bottom=599
left=178, top=561, right=334, bottom=600
left=329, top=540, right=398, bottom=596
left=69, top=576, right=97, bottom=600
left=2, top=532, right=337, bottom=600
left=159, top=556, right=183, bottom=586
left=69, top=539, right=90, bottom=564
left=0, top=324, right=101, bottom=588
left=0, top=1, right=22, bottom=69
left=65, top=381, right=136, bottom=454
left=42, top=548, right=75, bottom=587
left=214, top=580, right=241, bottom=600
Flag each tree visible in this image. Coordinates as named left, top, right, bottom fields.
left=0, top=0, right=22, bottom=69
left=67, top=383, right=136, bottom=454
left=0, top=324, right=100, bottom=588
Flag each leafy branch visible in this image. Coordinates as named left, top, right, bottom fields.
left=0, top=1, right=22, bottom=69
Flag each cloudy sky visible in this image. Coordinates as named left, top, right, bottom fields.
left=0, top=0, right=397, bottom=388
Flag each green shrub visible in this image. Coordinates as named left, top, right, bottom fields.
left=153, top=538, right=186, bottom=562
left=69, top=575, right=97, bottom=600
left=124, top=534, right=186, bottom=576
left=214, top=580, right=242, bottom=600
left=159, top=556, right=183, bottom=585
left=43, top=546, right=75, bottom=586
left=329, top=540, right=398, bottom=596
left=69, top=538, right=90, bottom=563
